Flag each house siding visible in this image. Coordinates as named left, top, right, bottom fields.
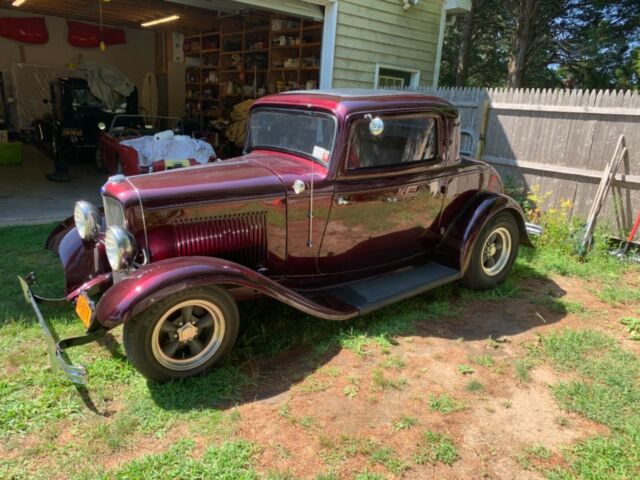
left=332, top=0, right=444, bottom=88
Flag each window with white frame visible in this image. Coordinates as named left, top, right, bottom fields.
left=375, top=65, right=420, bottom=88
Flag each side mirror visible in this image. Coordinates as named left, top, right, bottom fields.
left=98, top=122, right=106, bottom=131
left=368, top=116, right=384, bottom=136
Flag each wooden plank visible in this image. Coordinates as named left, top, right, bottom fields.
left=335, top=26, right=437, bottom=52
left=339, top=2, right=442, bottom=31
left=491, top=102, right=640, bottom=117
left=341, top=0, right=443, bottom=17
left=484, top=156, right=640, bottom=187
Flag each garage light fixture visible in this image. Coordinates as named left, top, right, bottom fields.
left=141, top=15, right=180, bottom=27
left=12, top=0, right=26, bottom=7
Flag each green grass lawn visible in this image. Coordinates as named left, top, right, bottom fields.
left=0, top=221, right=639, bottom=479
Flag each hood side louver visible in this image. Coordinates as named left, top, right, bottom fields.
left=172, top=211, right=267, bottom=265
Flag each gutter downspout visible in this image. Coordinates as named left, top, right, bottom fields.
left=319, top=1, right=338, bottom=89
left=433, top=0, right=448, bottom=87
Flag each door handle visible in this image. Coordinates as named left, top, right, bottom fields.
left=337, top=196, right=351, bottom=206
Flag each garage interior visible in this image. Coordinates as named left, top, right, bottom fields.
left=0, top=0, right=325, bottom=224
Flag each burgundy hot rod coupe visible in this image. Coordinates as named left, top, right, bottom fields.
left=20, top=89, right=535, bottom=384
left=96, top=115, right=217, bottom=176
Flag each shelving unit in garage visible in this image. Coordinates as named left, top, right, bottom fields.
left=183, top=14, right=322, bottom=124
left=184, top=29, right=221, bottom=120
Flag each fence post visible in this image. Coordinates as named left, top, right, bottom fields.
left=475, top=98, right=490, bottom=159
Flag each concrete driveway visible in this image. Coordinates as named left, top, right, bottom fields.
left=0, top=145, right=106, bottom=226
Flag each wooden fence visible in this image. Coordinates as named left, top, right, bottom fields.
left=399, top=87, right=640, bottom=233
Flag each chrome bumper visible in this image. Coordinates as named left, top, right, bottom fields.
left=17, top=273, right=103, bottom=385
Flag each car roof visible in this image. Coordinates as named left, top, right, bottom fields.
left=252, top=89, right=457, bottom=119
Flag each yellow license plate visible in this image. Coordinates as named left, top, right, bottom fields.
left=165, top=159, right=190, bottom=169
left=75, top=294, right=93, bottom=328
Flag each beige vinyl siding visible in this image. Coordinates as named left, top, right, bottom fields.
left=332, top=0, right=444, bottom=88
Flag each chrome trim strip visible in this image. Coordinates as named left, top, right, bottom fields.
left=124, top=176, right=149, bottom=251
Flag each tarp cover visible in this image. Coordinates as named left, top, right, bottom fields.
left=120, top=130, right=215, bottom=167
left=7, top=61, right=134, bottom=128
left=75, top=60, right=134, bottom=110
left=8, top=63, right=74, bottom=129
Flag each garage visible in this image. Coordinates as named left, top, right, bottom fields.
left=0, top=0, right=328, bottom=223
left=0, top=0, right=457, bottom=225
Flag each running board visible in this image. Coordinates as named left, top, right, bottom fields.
left=324, top=263, right=460, bottom=316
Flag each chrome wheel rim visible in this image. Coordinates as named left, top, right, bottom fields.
left=481, top=227, right=512, bottom=277
left=151, top=299, right=225, bottom=371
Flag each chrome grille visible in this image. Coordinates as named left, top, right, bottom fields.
left=172, top=212, right=267, bottom=265
left=102, top=195, right=126, bottom=228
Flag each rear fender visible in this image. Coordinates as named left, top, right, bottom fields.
left=94, top=256, right=358, bottom=328
left=46, top=217, right=111, bottom=295
left=432, top=192, right=532, bottom=274
left=118, top=144, right=142, bottom=175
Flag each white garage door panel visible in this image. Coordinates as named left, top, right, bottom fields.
left=167, top=0, right=324, bottom=20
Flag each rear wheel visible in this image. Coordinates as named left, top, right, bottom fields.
left=462, top=212, right=519, bottom=290
left=123, top=286, right=239, bottom=382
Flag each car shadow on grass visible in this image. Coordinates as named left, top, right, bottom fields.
left=147, top=256, right=569, bottom=412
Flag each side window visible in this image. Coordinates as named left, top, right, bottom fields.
left=347, top=115, right=438, bottom=170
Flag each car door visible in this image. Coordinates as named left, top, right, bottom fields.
left=318, top=112, right=448, bottom=275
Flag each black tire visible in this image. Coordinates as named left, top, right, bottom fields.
left=123, top=286, right=239, bottom=382
left=462, top=212, right=520, bottom=290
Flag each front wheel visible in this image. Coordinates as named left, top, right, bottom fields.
left=462, top=212, right=519, bottom=290
left=123, top=286, right=239, bottom=382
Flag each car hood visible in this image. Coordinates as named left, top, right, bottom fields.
left=102, top=154, right=287, bottom=209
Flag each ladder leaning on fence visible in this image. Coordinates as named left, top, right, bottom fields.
left=579, top=135, right=628, bottom=256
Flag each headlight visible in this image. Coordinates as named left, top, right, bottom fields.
left=105, top=226, right=137, bottom=271
left=74, top=201, right=101, bottom=241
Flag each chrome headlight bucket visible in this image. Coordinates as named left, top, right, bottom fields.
left=74, top=201, right=101, bottom=241
left=105, top=226, right=137, bottom=272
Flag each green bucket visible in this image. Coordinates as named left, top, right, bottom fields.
left=0, top=142, right=23, bottom=165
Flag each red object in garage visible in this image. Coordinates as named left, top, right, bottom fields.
left=0, top=17, right=49, bottom=44
left=67, top=20, right=126, bottom=48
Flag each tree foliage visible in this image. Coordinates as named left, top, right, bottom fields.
left=440, top=0, right=640, bottom=89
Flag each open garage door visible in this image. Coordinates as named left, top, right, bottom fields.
left=168, top=0, right=325, bottom=21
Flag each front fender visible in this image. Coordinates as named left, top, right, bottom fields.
left=95, top=256, right=359, bottom=328
left=46, top=216, right=111, bottom=294
left=432, top=191, right=532, bottom=274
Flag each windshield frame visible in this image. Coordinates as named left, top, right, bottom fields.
left=244, top=107, right=337, bottom=167
left=108, top=114, right=183, bottom=135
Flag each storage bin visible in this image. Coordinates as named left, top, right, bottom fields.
left=0, top=142, right=23, bottom=165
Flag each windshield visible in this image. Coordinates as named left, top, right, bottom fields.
left=246, top=108, right=336, bottom=164
left=72, top=87, right=104, bottom=108
left=110, top=115, right=183, bottom=135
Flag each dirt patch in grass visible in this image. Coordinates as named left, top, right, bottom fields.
left=196, top=274, right=628, bottom=479
left=2, top=267, right=639, bottom=479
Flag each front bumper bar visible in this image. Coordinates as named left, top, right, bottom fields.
left=18, top=273, right=104, bottom=385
